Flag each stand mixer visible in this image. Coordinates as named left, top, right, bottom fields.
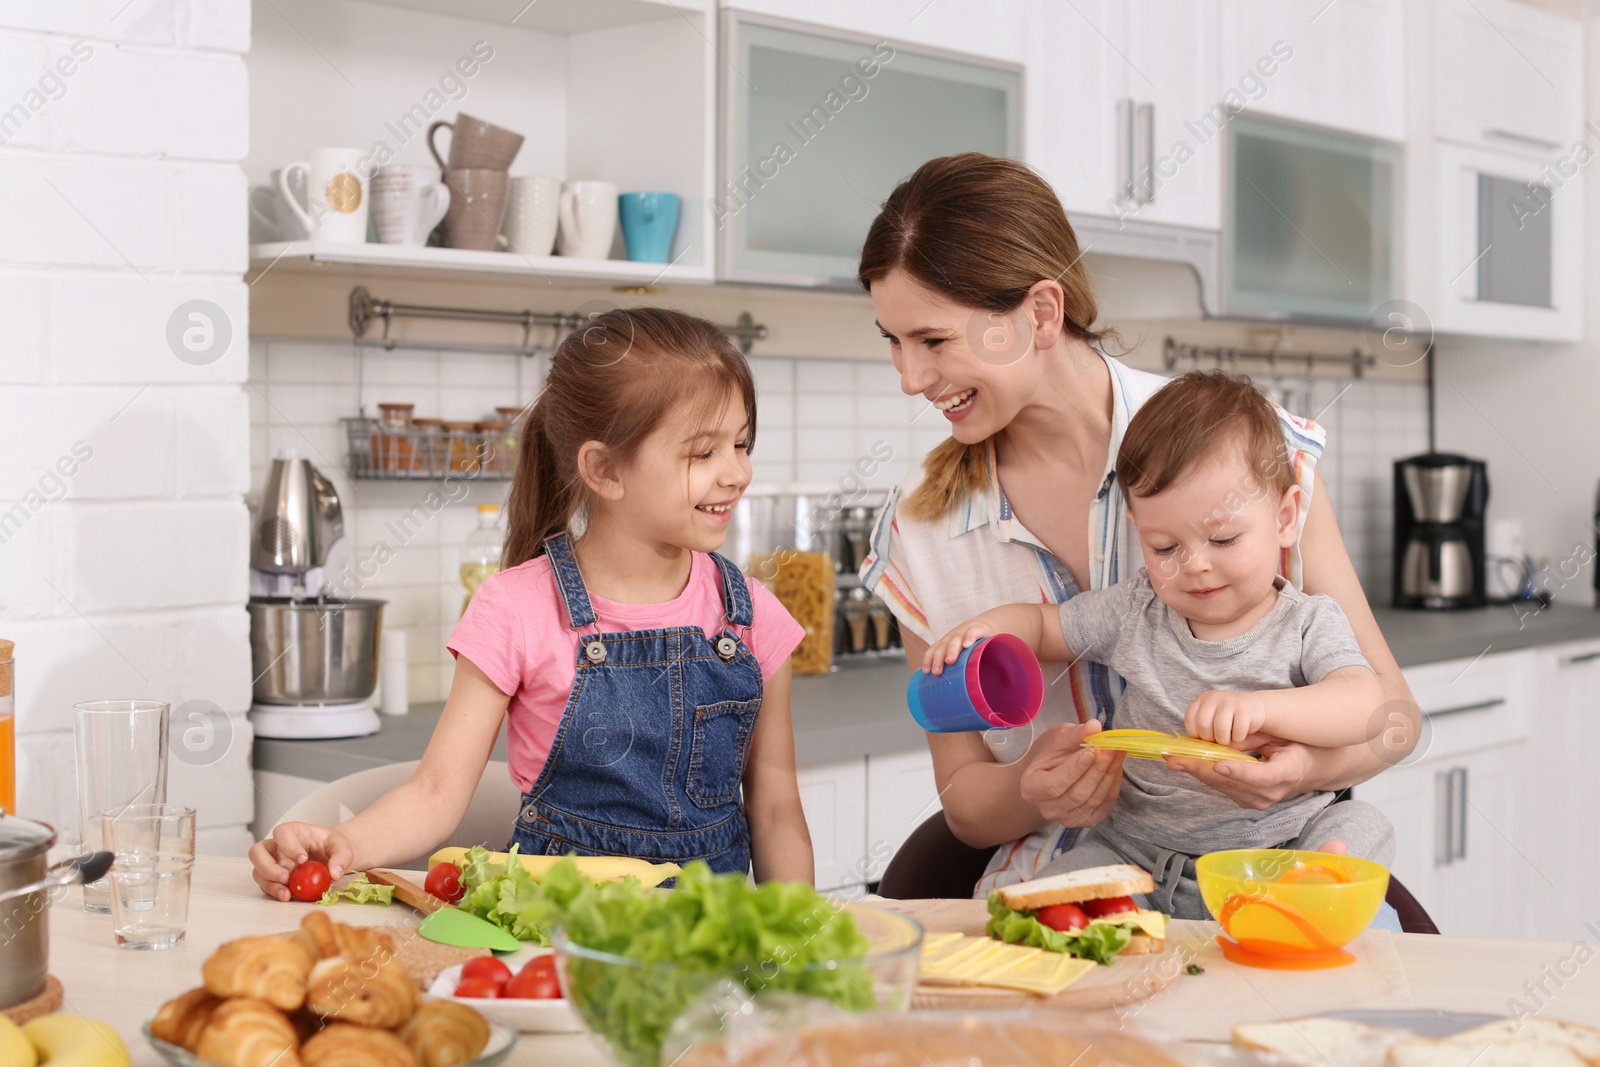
left=248, top=449, right=385, bottom=739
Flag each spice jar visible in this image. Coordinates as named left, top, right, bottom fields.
left=375, top=403, right=415, bottom=474
left=475, top=420, right=508, bottom=474
left=443, top=422, right=480, bottom=474
left=495, top=406, right=524, bottom=470
left=411, top=417, right=444, bottom=475
left=841, top=587, right=872, bottom=655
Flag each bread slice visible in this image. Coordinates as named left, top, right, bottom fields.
left=1388, top=1038, right=1588, bottom=1066
left=1447, top=1018, right=1600, bottom=1062
left=1233, top=1017, right=1395, bottom=1067
left=995, top=865, right=1155, bottom=910
left=1119, top=932, right=1164, bottom=955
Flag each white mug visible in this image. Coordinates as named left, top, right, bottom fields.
left=372, top=164, right=450, bottom=246
left=557, top=180, right=617, bottom=259
left=249, top=168, right=308, bottom=242
left=281, top=147, right=370, bottom=243
left=503, top=175, right=561, bottom=257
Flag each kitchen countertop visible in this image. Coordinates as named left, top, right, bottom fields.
left=254, top=600, right=1600, bottom=782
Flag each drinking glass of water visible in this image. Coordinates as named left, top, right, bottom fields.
left=102, top=803, right=194, bottom=950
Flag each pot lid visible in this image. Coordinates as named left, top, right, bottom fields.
left=0, top=810, right=56, bottom=859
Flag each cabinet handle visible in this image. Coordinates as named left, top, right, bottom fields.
left=1560, top=650, right=1600, bottom=666
left=1135, top=102, right=1155, bottom=204
left=1451, top=766, right=1469, bottom=862
left=1116, top=99, right=1135, bottom=201
left=1483, top=127, right=1562, bottom=151
left=1424, top=697, right=1505, bottom=719
left=1433, top=769, right=1454, bottom=867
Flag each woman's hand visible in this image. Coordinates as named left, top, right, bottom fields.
left=1166, top=740, right=1316, bottom=811
left=248, top=822, right=355, bottom=902
left=921, top=616, right=999, bottom=675
left=1019, top=720, right=1125, bottom=828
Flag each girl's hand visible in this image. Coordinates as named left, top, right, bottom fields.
left=1184, top=690, right=1268, bottom=747
left=1165, top=740, right=1314, bottom=811
left=248, top=822, right=355, bottom=902
left=921, top=616, right=999, bottom=675
left=1019, top=720, right=1125, bottom=828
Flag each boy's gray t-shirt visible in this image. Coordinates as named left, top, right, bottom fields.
left=1057, top=569, right=1372, bottom=855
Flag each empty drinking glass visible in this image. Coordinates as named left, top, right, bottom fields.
left=102, top=803, right=194, bottom=950
left=74, top=700, right=169, bottom=912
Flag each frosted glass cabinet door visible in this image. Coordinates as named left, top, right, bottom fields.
left=719, top=12, right=1022, bottom=286
left=1225, top=115, right=1401, bottom=321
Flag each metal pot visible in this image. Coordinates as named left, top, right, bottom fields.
left=0, top=811, right=55, bottom=1009
left=248, top=597, right=384, bottom=705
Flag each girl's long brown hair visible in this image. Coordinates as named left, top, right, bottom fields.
left=501, top=307, right=756, bottom=568
left=857, top=152, right=1112, bottom=521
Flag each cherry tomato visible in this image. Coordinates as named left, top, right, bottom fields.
left=1034, top=902, right=1089, bottom=933
left=459, top=957, right=513, bottom=991
left=1082, top=896, right=1138, bottom=919
left=286, top=860, right=331, bottom=903
left=424, top=862, right=464, bottom=904
left=504, top=956, right=562, bottom=999
left=454, top=976, right=502, bottom=999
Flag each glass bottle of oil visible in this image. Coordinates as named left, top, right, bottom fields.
left=460, top=504, right=504, bottom=615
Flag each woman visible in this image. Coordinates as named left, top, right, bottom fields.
left=858, top=153, right=1417, bottom=897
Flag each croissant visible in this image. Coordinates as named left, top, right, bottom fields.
left=300, top=910, right=396, bottom=961
left=202, top=935, right=315, bottom=1011
left=305, top=952, right=419, bottom=1028
left=301, top=1023, right=420, bottom=1067
left=194, top=997, right=304, bottom=1067
left=150, top=986, right=223, bottom=1052
left=397, top=1000, right=491, bottom=1067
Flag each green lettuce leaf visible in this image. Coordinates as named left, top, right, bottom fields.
left=984, top=894, right=1135, bottom=965
left=315, top=872, right=394, bottom=907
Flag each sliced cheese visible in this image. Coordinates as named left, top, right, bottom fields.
left=1092, top=908, right=1167, bottom=940
left=920, top=931, right=965, bottom=953
left=917, top=935, right=1099, bottom=996
left=919, top=936, right=997, bottom=977
left=996, top=953, right=1097, bottom=996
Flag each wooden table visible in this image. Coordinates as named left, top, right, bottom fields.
left=43, top=855, right=1600, bottom=1064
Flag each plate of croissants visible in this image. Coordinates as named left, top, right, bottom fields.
left=145, top=910, right=514, bottom=1067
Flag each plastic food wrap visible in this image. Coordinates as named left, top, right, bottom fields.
left=754, top=551, right=834, bottom=675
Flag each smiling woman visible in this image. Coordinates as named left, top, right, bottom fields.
left=855, top=153, right=1418, bottom=899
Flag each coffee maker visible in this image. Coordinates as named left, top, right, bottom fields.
left=1392, top=453, right=1489, bottom=610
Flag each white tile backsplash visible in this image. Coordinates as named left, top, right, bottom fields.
left=250, top=341, right=1428, bottom=702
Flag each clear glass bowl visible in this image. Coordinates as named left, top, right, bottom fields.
left=553, top=900, right=923, bottom=1067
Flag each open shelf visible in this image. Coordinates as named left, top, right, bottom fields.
left=247, top=240, right=714, bottom=288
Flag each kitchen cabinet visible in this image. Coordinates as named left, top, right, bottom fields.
left=1523, top=641, right=1600, bottom=942
left=717, top=1, right=1024, bottom=64
left=1355, top=649, right=1533, bottom=938
left=863, top=749, right=941, bottom=881
left=1025, top=0, right=1221, bottom=229
left=1434, top=0, right=1584, bottom=159
left=1219, top=0, right=1404, bottom=141
left=1431, top=141, right=1584, bottom=342
left=797, top=758, right=868, bottom=892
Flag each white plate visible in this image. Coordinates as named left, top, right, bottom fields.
left=429, top=960, right=583, bottom=1033
left=145, top=1009, right=518, bottom=1065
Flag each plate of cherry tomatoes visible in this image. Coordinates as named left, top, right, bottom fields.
left=428, top=952, right=583, bottom=1033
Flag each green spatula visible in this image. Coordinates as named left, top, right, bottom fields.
left=418, top=906, right=521, bottom=952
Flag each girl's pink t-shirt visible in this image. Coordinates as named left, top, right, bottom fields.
left=447, top=551, right=806, bottom=792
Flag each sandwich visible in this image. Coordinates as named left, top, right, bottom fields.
left=985, top=864, right=1168, bottom=965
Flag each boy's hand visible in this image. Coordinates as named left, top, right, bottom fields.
left=248, top=822, right=354, bottom=902
left=921, top=616, right=999, bottom=675
left=1184, top=690, right=1268, bottom=747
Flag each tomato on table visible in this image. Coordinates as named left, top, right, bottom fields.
left=286, top=860, right=331, bottom=903
left=503, top=955, right=562, bottom=999
left=459, top=957, right=512, bottom=992
left=454, top=976, right=503, bottom=999
left=1082, top=896, right=1137, bottom=919
left=424, top=861, right=464, bottom=904
left=1034, top=902, right=1089, bottom=933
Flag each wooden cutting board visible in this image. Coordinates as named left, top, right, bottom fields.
left=882, top=898, right=1186, bottom=1013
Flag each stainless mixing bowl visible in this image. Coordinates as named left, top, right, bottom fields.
left=248, top=597, right=384, bottom=705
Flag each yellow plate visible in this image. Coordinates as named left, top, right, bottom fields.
left=1081, top=729, right=1260, bottom=763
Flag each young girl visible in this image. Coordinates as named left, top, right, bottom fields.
left=249, top=308, right=814, bottom=895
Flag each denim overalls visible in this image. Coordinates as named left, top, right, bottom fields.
left=506, top=532, right=763, bottom=874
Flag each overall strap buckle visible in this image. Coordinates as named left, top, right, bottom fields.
left=583, top=637, right=608, bottom=665
left=714, top=635, right=740, bottom=662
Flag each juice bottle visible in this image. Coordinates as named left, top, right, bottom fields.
left=460, top=504, right=505, bottom=615
left=0, top=638, right=14, bottom=813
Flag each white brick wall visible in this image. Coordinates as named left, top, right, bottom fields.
left=0, top=2, right=254, bottom=853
